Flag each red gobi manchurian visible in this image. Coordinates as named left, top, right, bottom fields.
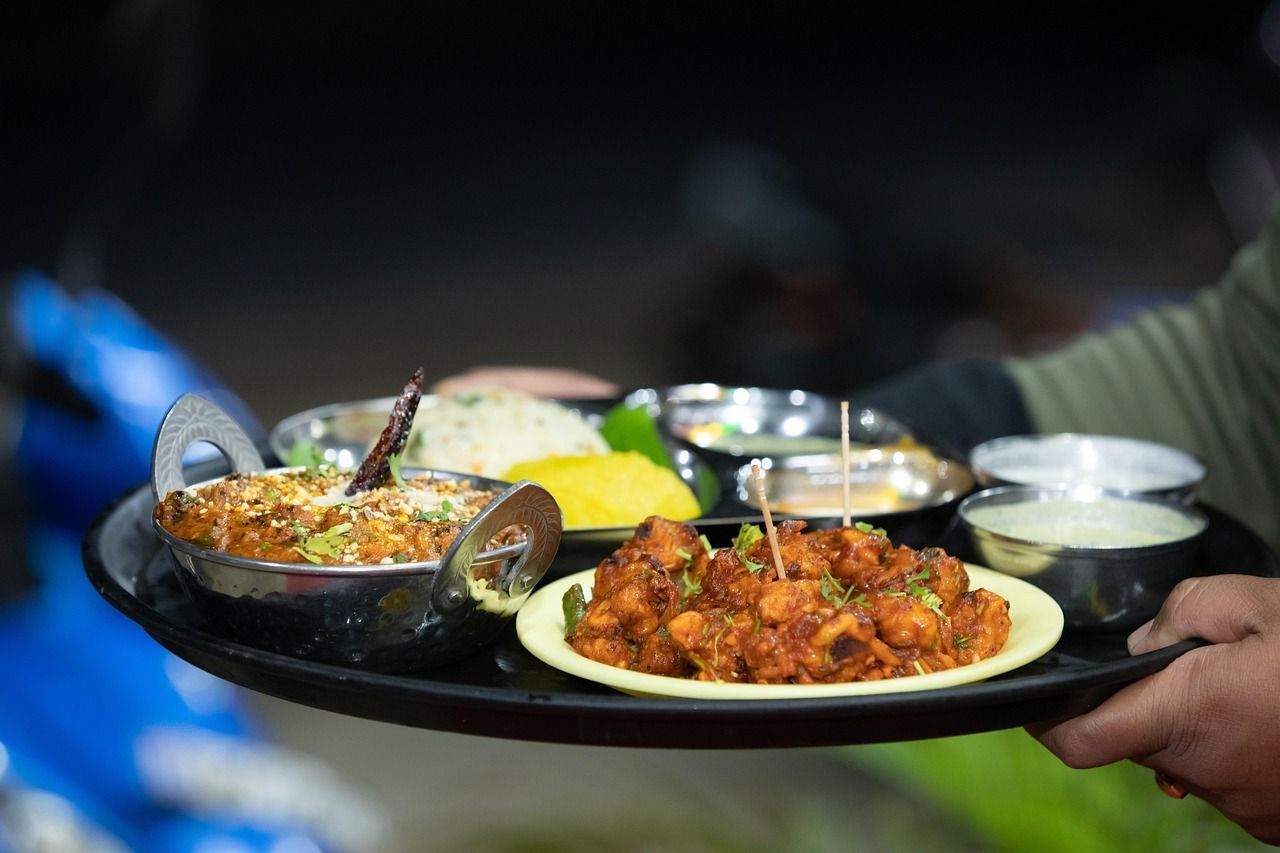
left=563, top=516, right=1011, bottom=684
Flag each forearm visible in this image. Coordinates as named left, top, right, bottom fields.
left=851, top=358, right=1033, bottom=461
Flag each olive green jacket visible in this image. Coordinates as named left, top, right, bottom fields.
left=1007, top=206, right=1280, bottom=553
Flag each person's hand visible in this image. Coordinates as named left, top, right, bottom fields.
left=430, top=366, right=620, bottom=399
left=1028, top=574, right=1280, bottom=844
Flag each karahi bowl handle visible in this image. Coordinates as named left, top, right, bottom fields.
left=151, top=393, right=265, bottom=503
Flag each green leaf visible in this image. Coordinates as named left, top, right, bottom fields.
left=599, top=404, right=673, bottom=470
left=414, top=499, right=455, bottom=522
left=732, top=523, right=766, bottom=573
left=388, top=453, right=409, bottom=490
left=292, top=546, right=324, bottom=564
left=906, top=565, right=931, bottom=583
left=681, top=571, right=702, bottom=603
left=287, top=440, right=327, bottom=468
left=819, top=569, right=846, bottom=606
left=820, top=567, right=859, bottom=607
left=292, top=521, right=354, bottom=562
left=562, top=584, right=588, bottom=635
left=854, top=520, right=888, bottom=537
left=910, top=582, right=945, bottom=617
left=732, top=523, right=764, bottom=557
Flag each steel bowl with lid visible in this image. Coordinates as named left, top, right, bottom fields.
left=151, top=394, right=563, bottom=672
left=958, top=484, right=1208, bottom=631
left=736, top=447, right=973, bottom=516
left=624, top=383, right=913, bottom=469
left=970, top=433, right=1206, bottom=504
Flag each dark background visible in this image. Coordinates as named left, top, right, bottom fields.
left=6, top=3, right=1280, bottom=424
left=6, top=7, right=1280, bottom=848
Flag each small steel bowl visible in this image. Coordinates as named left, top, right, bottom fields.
left=958, top=485, right=1208, bottom=631
left=151, top=394, right=562, bottom=672
left=970, top=433, right=1206, bottom=504
left=736, top=448, right=973, bottom=518
left=625, top=384, right=912, bottom=469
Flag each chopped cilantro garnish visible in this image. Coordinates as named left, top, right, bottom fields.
left=681, top=571, right=703, bottom=603
left=850, top=593, right=870, bottom=608
left=955, top=634, right=972, bottom=649
left=291, top=521, right=353, bottom=563
left=913, top=660, right=927, bottom=676
left=391, top=552, right=410, bottom=563
left=820, top=568, right=859, bottom=607
left=674, top=547, right=692, bottom=566
left=910, top=582, right=946, bottom=618
left=413, top=500, right=454, bottom=522
left=699, top=534, right=713, bottom=553
left=732, top=523, right=764, bottom=556
left=906, top=565, right=931, bottom=583
left=854, top=520, right=888, bottom=537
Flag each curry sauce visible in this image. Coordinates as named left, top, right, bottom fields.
left=154, top=467, right=510, bottom=565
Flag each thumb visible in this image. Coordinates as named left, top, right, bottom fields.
left=1128, top=575, right=1276, bottom=655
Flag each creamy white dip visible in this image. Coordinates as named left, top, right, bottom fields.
left=964, top=497, right=1205, bottom=548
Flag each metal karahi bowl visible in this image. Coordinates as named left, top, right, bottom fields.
left=958, top=485, right=1208, bottom=631
left=151, top=394, right=562, bottom=672
left=970, top=433, right=1206, bottom=504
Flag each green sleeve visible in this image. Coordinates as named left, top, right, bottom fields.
left=1006, top=206, right=1280, bottom=552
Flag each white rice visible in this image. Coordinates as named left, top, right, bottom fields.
left=404, top=387, right=608, bottom=478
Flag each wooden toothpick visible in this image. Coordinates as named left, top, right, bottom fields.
left=751, top=462, right=786, bottom=581
left=840, top=400, right=852, bottom=528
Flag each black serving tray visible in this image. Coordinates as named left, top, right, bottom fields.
left=84, top=476, right=1279, bottom=749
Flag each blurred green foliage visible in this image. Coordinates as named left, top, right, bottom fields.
left=843, top=730, right=1265, bottom=853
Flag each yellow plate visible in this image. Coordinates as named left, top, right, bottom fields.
left=516, top=565, right=1064, bottom=699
